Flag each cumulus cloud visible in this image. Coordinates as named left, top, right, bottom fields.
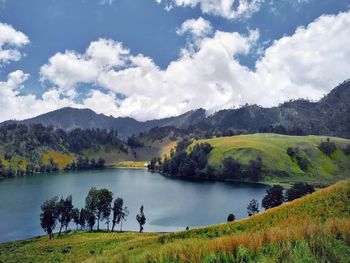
left=0, top=70, right=77, bottom=121
left=0, top=22, right=29, bottom=65
left=176, top=17, right=213, bottom=37
left=3, top=12, right=350, bottom=122
left=40, top=39, right=129, bottom=96
left=156, top=0, right=263, bottom=19
left=38, top=11, right=350, bottom=121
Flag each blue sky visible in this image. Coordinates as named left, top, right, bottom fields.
left=0, top=0, right=350, bottom=121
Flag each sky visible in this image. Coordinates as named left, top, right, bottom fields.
left=0, top=0, right=350, bottom=122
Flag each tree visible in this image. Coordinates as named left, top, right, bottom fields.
left=78, top=208, right=88, bottom=230
left=97, top=158, right=106, bottom=169
left=85, top=187, right=113, bottom=231
left=112, top=198, right=129, bottom=232
left=85, top=188, right=98, bottom=231
left=262, top=185, right=284, bottom=210
left=227, top=213, right=235, bottom=222
left=136, top=205, right=146, bottom=233
left=247, top=199, right=259, bottom=216
left=221, top=157, right=242, bottom=179
left=318, top=138, right=337, bottom=157
left=285, top=182, right=315, bottom=201
left=72, top=208, right=80, bottom=230
left=148, top=158, right=158, bottom=170
left=86, top=209, right=96, bottom=231
left=57, top=195, right=73, bottom=236
left=246, top=157, right=263, bottom=181
left=40, top=196, right=59, bottom=239
left=96, top=189, right=113, bottom=231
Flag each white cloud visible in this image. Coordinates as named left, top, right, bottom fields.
left=3, top=12, right=350, bottom=123
left=176, top=17, right=213, bottom=37
left=253, top=11, right=350, bottom=104
left=40, top=38, right=129, bottom=96
left=0, top=70, right=77, bottom=121
left=0, top=22, right=29, bottom=65
left=156, top=0, right=263, bottom=19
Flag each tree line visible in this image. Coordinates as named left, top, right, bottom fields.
left=149, top=139, right=263, bottom=182
left=0, top=123, right=123, bottom=178
left=0, top=156, right=106, bottom=178
left=40, top=187, right=146, bottom=239
left=226, top=182, right=315, bottom=222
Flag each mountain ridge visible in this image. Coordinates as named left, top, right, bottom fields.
left=2, top=79, right=350, bottom=138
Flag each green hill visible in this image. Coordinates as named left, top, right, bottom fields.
left=1, top=180, right=349, bottom=262
left=191, top=134, right=350, bottom=185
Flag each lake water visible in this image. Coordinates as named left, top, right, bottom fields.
left=0, top=169, right=268, bottom=243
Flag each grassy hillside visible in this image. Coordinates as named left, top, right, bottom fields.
left=191, top=134, right=350, bottom=185
left=1, top=180, right=349, bottom=262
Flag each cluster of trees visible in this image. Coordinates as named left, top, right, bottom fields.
left=287, top=147, right=311, bottom=171
left=0, top=156, right=106, bottom=179
left=127, top=135, right=144, bottom=148
left=64, top=157, right=106, bottom=171
left=318, top=138, right=337, bottom=157
left=227, top=182, right=315, bottom=222
left=152, top=139, right=264, bottom=182
left=159, top=140, right=213, bottom=178
left=262, top=182, right=315, bottom=209
left=0, top=124, right=125, bottom=156
left=40, top=188, right=147, bottom=239
left=0, top=123, right=121, bottom=178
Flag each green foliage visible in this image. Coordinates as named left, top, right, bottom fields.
left=247, top=199, right=259, bottom=216
left=161, top=142, right=213, bottom=178
left=40, top=196, right=59, bottom=239
left=111, top=197, right=129, bottom=232
left=221, top=157, right=242, bottom=179
left=285, top=182, right=315, bottom=202
left=127, top=135, right=144, bottom=148
left=227, top=214, right=235, bottom=222
left=56, top=195, right=74, bottom=236
left=319, top=138, right=337, bottom=157
left=71, top=208, right=80, bottom=230
left=262, top=185, right=284, bottom=210
left=85, top=187, right=113, bottom=231
left=136, top=205, right=146, bottom=233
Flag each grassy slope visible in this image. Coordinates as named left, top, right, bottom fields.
left=1, top=180, right=349, bottom=262
left=191, top=133, right=350, bottom=185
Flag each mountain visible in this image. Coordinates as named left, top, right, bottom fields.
left=4, top=107, right=206, bottom=139
left=3, top=79, right=350, bottom=139
left=197, top=79, right=350, bottom=138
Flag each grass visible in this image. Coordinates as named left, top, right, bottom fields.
left=116, top=161, right=148, bottom=168
left=1, top=180, right=349, bottom=262
left=191, top=133, right=350, bottom=185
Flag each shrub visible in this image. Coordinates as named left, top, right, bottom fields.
left=285, top=182, right=315, bottom=201
left=318, top=138, right=337, bottom=157
left=262, top=185, right=284, bottom=210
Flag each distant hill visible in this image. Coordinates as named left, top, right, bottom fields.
left=1, top=180, right=349, bottom=262
left=197, top=79, right=350, bottom=138
left=3, top=108, right=206, bottom=139
left=191, top=134, right=350, bottom=185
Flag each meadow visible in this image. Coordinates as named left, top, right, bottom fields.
left=192, top=134, right=350, bottom=185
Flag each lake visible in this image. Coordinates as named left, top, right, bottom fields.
left=0, top=168, right=268, bottom=243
